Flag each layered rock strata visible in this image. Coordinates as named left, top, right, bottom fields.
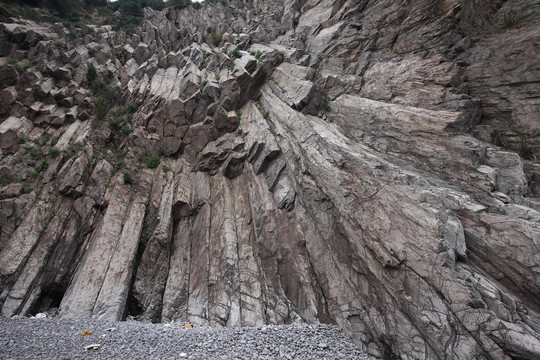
left=1, top=0, right=540, bottom=359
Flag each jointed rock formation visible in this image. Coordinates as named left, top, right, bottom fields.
left=1, top=0, right=540, bottom=358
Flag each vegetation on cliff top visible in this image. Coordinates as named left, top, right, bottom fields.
left=0, top=0, right=194, bottom=32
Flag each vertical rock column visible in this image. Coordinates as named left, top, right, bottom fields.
left=131, top=170, right=176, bottom=322
left=60, top=176, right=150, bottom=320
left=92, top=175, right=152, bottom=320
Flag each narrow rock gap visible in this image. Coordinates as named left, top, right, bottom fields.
left=204, top=178, right=213, bottom=325
left=28, top=283, right=64, bottom=316
left=125, top=189, right=159, bottom=319
left=230, top=177, right=243, bottom=326
left=244, top=164, right=271, bottom=324
left=183, top=215, right=193, bottom=323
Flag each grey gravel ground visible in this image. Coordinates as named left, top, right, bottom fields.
left=0, top=316, right=373, bottom=359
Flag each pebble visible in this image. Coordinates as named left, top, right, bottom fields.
left=0, top=317, right=374, bottom=359
left=84, top=344, right=101, bottom=350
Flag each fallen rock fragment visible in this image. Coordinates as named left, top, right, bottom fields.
left=84, top=343, right=101, bottom=350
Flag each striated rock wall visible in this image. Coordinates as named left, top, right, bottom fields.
left=1, top=0, right=540, bottom=358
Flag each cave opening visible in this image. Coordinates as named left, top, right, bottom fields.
left=29, top=283, right=64, bottom=316
left=126, top=295, right=144, bottom=319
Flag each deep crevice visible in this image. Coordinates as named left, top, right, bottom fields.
left=29, top=283, right=64, bottom=316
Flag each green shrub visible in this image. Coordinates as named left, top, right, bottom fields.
left=412, top=44, right=429, bottom=54
left=15, top=62, right=33, bottom=73
left=493, top=129, right=510, bottom=149
left=518, top=133, right=533, bottom=160
left=0, top=175, right=13, bottom=186
left=85, top=0, right=108, bottom=7
left=321, top=96, right=331, bottom=111
left=101, top=85, right=123, bottom=105
left=127, top=103, right=138, bottom=113
left=40, top=135, right=51, bottom=146
left=231, top=49, right=242, bottom=58
left=97, top=6, right=113, bottom=17
left=145, top=155, right=160, bottom=169
left=438, top=48, right=450, bottom=59
left=34, top=160, right=48, bottom=174
left=168, top=0, right=193, bottom=6
left=13, top=6, right=42, bottom=22
left=123, top=171, right=133, bottom=184
left=49, top=0, right=81, bottom=20
left=93, top=97, right=110, bottom=121
left=86, top=61, right=97, bottom=85
left=122, top=23, right=138, bottom=35
left=121, top=125, right=133, bottom=135
left=119, top=0, right=143, bottom=17
left=502, top=9, right=522, bottom=28
left=107, top=115, right=125, bottom=130
left=24, top=146, right=43, bottom=161
left=48, top=147, right=61, bottom=158
left=13, top=156, right=24, bottom=164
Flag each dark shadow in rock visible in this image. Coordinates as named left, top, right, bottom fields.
left=29, top=283, right=64, bottom=316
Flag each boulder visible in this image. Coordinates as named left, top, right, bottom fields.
left=213, top=106, right=239, bottom=133
left=0, top=116, right=32, bottom=154
left=33, top=78, right=54, bottom=99
left=56, top=153, right=89, bottom=196
left=134, top=43, right=148, bottom=65
left=0, top=65, right=19, bottom=86
left=0, top=87, right=17, bottom=106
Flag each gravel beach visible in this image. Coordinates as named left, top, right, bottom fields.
left=0, top=316, right=373, bottom=359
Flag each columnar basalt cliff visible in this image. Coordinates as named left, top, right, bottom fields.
left=1, top=0, right=540, bottom=358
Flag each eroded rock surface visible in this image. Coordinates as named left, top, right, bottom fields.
left=1, top=0, right=540, bottom=359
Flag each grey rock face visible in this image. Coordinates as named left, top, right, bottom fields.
left=0, top=1, right=540, bottom=359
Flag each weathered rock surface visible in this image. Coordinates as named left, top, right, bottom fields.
left=1, top=1, right=540, bottom=359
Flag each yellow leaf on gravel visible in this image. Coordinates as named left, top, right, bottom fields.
left=183, top=323, right=192, bottom=329
left=81, top=329, right=93, bottom=336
